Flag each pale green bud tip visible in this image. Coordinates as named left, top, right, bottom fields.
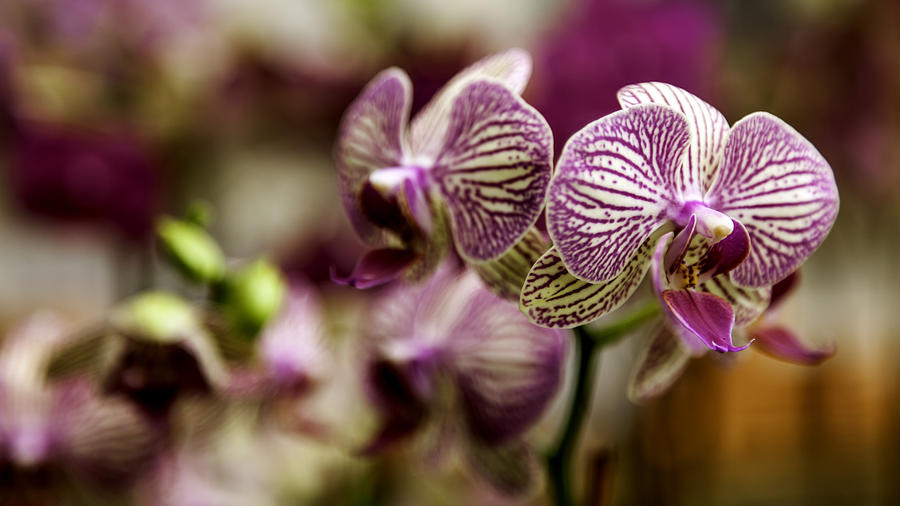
left=115, top=291, right=198, bottom=343
left=156, top=216, right=226, bottom=283
left=222, top=259, right=286, bottom=338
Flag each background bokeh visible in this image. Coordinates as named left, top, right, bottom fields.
left=1, top=0, right=898, bottom=504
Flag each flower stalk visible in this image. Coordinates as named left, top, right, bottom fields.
left=546, top=302, right=659, bottom=506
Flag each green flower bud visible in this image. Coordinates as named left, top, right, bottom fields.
left=156, top=216, right=226, bottom=283
left=114, top=291, right=199, bottom=343
left=220, top=259, right=286, bottom=338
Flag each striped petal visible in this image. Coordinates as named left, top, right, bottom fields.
left=472, top=227, right=549, bottom=300
left=434, top=79, right=553, bottom=261
left=335, top=68, right=412, bottom=244
left=618, top=82, right=730, bottom=196
left=520, top=228, right=670, bottom=329
left=410, top=48, right=533, bottom=160
left=628, top=325, right=691, bottom=403
left=464, top=439, right=538, bottom=496
left=707, top=112, right=839, bottom=287
left=547, top=105, right=690, bottom=283
left=55, top=379, right=158, bottom=484
left=448, top=277, right=567, bottom=444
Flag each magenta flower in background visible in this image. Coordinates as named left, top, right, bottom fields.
left=532, top=0, right=722, bottom=150
left=333, top=49, right=553, bottom=289
left=522, top=83, right=839, bottom=354
left=361, top=267, right=566, bottom=494
left=8, top=121, right=161, bottom=241
left=0, top=313, right=158, bottom=498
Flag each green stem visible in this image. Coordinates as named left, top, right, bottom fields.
left=546, top=302, right=659, bottom=506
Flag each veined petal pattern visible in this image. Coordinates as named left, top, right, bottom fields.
left=709, top=112, right=839, bottom=287
left=434, top=79, right=553, bottom=261
left=618, top=82, right=730, bottom=195
left=548, top=105, right=690, bottom=282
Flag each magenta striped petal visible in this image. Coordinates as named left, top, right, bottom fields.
left=434, top=79, right=553, bottom=261
left=335, top=68, right=412, bottom=244
left=448, top=283, right=566, bottom=444
left=707, top=112, right=839, bottom=287
left=472, top=227, right=549, bottom=300
left=410, top=49, right=533, bottom=160
left=520, top=229, right=670, bottom=328
left=628, top=325, right=691, bottom=403
left=618, top=82, right=730, bottom=195
left=548, top=105, right=690, bottom=283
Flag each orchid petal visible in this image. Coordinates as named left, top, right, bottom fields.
left=751, top=326, right=835, bottom=365
left=464, top=439, right=537, bottom=496
left=434, top=79, right=553, bottom=261
left=521, top=227, right=670, bottom=328
left=707, top=112, right=839, bottom=287
left=547, top=105, right=690, bottom=282
left=335, top=68, right=412, bottom=244
left=448, top=288, right=566, bottom=444
left=618, top=82, right=730, bottom=195
left=472, top=227, right=549, bottom=300
left=662, top=289, right=748, bottom=353
left=696, top=218, right=751, bottom=279
left=697, top=275, right=771, bottom=327
left=331, top=248, right=419, bottom=289
left=410, top=49, right=533, bottom=160
left=628, top=325, right=691, bottom=403
left=56, top=380, right=158, bottom=483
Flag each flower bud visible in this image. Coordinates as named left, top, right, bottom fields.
left=156, top=216, right=225, bottom=283
left=220, top=259, right=286, bottom=338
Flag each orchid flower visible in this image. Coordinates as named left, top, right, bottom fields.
left=226, top=283, right=330, bottom=400
left=360, top=267, right=566, bottom=494
left=521, top=82, right=839, bottom=354
left=0, top=312, right=157, bottom=498
left=333, top=49, right=553, bottom=290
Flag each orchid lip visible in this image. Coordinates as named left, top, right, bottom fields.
left=368, top=165, right=426, bottom=197
left=675, top=201, right=733, bottom=242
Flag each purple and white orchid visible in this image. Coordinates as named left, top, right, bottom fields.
left=360, top=267, right=567, bottom=494
left=521, top=82, right=839, bottom=354
left=333, top=49, right=553, bottom=290
left=0, top=312, right=158, bottom=498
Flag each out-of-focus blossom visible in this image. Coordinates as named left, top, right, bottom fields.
left=226, top=283, right=330, bottom=401
left=156, top=216, right=227, bottom=284
left=361, top=267, right=566, bottom=494
left=7, top=120, right=161, bottom=241
left=51, top=292, right=228, bottom=417
left=333, top=49, right=552, bottom=290
left=522, top=82, right=839, bottom=354
left=0, top=312, right=158, bottom=499
left=533, top=0, right=722, bottom=149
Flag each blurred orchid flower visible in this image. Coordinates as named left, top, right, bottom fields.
left=521, top=83, right=839, bottom=350
left=0, top=312, right=157, bottom=498
left=333, top=49, right=553, bottom=290
left=49, top=292, right=229, bottom=418
left=226, top=283, right=330, bottom=400
left=360, top=267, right=566, bottom=494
